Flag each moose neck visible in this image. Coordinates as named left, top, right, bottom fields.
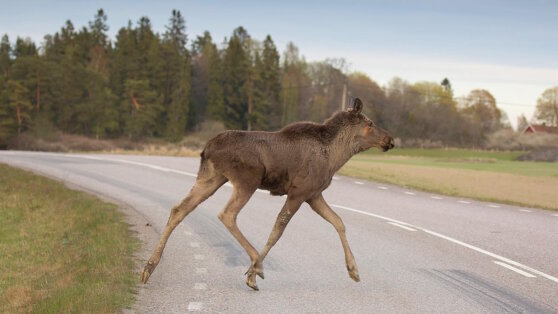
left=327, top=128, right=360, bottom=175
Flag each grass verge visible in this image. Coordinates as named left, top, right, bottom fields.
left=340, top=149, right=558, bottom=211
left=0, top=164, right=139, bottom=313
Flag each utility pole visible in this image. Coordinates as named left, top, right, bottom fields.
left=247, top=71, right=253, bottom=131
left=341, top=82, right=347, bottom=110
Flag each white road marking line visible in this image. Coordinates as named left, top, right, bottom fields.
left=331, top=203, right=558, bottom=284
left=419, top=229, right=556, bottom=283
left=27, top=154, right=556, bottom=284
left=431, top=196, right=443, bottom=200
left=63, top=154, right=199, bottom=177
left=332, top=176, right=339, bottom=180
left=194, top=254, right=205, bottom=260
left=494, top=261, right=536, bottom=278
left=194, top=283, right=207, bottom=290
left=553, top=214, right=558, bottom=217
left=488, top=204, right=500, bottom=208
left=377, top=186, right=388, bottom=190
left=404, top=191, right=416, bottom=196
left=332, top=204, right=414, bottom=227
left=354, top=181, right=364, bottom=185
left=196, top=268, right=207, bottom=274
left=458, top=200, right=471, bottom=204
left=189, top=242, right=200, bottom=248
left=519, top=209, right=532, bottom=212
left=187, top=302, right=203, bottom=311
left=387, top=221, right=417, bottom=231
left=184, top=231, right=192, bottom=236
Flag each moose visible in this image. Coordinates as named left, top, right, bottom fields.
left=140, top=98, right=394, bottom=290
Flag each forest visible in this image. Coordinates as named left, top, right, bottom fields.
left=0, top=9, right=528, bottom=148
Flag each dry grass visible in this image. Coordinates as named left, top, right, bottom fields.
left=341, top=155, right=558, bottom=211
left=101, top=144, right=201, bottom=157
left=0, top=164, right=139, bottom=313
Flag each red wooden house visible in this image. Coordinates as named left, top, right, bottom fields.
left=523, top=123, right=558, bottom=134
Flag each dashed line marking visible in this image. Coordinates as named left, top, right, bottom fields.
left=387, top=221, right=417, bottom=231
left=377, top=186, right=388, bottom=190
left=196, top=268, right=207, bottom=274
left=194, top=283, right=207, bottom=290
left=494, top=261, right=536, bottom=278
left=184, top=231, right=192, bottom=236
left=354, top=181, right=364, bottom=185
left=194, top=254, right=205, bottom=260
left=404, top=191, right=416, bottom=196
left=519, top=209, right=532, bottom=213
left=332, top=176, right=339, bottom=180
left=553, top=214, right=558, bottom=217
left=187, top=302, right=203, bottom=311
left=458, top=200, right=471, bottom=204
left=488, top=204, right=500, bottom=208
left=431, top=196, right=443, bottom=200
left=189, top=242, right=200, bottom=248
left=331, top=203, right=558, bottom=284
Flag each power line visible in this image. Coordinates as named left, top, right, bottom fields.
left=280, top=81, right=537, bottom=108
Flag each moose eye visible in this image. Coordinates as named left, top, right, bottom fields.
left=368, top=121, right=375, bottom=128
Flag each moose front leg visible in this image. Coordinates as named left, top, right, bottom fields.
left=307, top=194, right=360, bottom=282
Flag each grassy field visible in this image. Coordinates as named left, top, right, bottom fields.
left=340, top=148, right=558, bottom=211
left=0, top=164, right=139, bottom=313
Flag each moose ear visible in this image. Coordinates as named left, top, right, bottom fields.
left=351, top=98, right=363, bottom=114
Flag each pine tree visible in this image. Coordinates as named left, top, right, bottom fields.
left=254, top=35, right=280, bottom=130
left=162, top=10, right=191, bottom=141
left=222, top=27, right=250, bottom=129
left=85, top=9, right=119, bottom=138
left=189, top=31, right=213, bottom=128
left=0, top=35, right=11, bottom=79
left=204, top=34, right=225, bottom=123
left=89, top=9, right=109, bottom=47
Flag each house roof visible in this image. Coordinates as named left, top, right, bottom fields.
left=523, top=124, right=558, bottom=134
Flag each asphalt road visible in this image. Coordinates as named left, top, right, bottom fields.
left=1, top=151, right=557, bottom=313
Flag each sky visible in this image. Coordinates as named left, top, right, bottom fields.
left=2, top=0, right=558, bottom=129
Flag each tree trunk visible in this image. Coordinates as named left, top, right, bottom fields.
left=16, top=105, right=22, bottom=135
left=247, top=72, right=252, bottom=131
left=36, top=75, right=41, bottom=110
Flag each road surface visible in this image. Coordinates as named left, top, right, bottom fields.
left=1, top=151, right=557, bottom=313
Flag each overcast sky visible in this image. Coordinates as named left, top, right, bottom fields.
left=2, top=0, right=558, bottom=128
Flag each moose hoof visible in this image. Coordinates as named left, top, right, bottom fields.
left=246, top=273, right=259, bottom=291
left=245, top=267, right=264, bottom=280
left=348, top=268, right=360, bottom=282
left=140, top=261, right=155, bottom=284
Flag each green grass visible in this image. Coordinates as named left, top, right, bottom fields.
left=0, top=164, right=139, bottom=313
left=362, top=147, right=523, bottom=161
left=340, top=148, right=558, bottom=211
left=360, top=148, right=558, bottom=177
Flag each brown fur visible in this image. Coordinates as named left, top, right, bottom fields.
left=140, top=98, right=394, bottom=290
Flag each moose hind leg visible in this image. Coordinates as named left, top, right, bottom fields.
left=217, top=185, right=261, bottom=290
left=308, top=194, right=360, bottom=282
left=251, top=197, right=303, bottom=283
left=140, top=172, right=226, bottom=284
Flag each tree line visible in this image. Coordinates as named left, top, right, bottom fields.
left=2, top=9, right=553, bottom=148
